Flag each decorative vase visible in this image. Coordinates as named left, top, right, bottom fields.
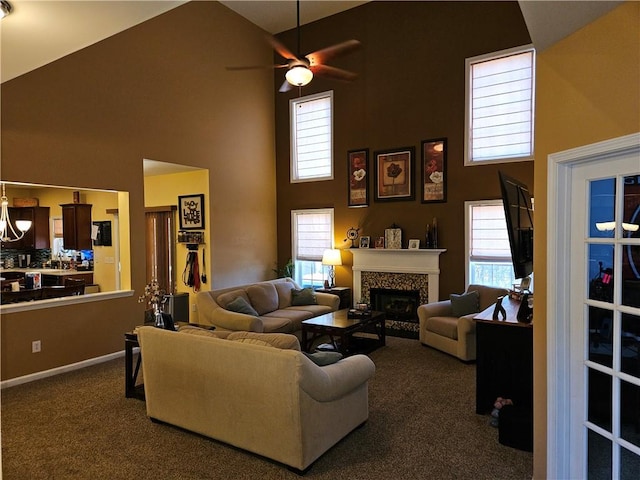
left=153, top=303, right=165, bottom=329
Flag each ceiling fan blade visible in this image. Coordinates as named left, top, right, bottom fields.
left=266, top=35, right=298, bottom=61
left=306, top=40, right=361, bottom=67
left=310, top=64, right=358, bottom=82
left=279, top=79, right=293, bottom=93
left=226, top=64, right=288, bottom=71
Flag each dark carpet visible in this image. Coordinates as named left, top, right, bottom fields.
left=1, top=336, right=532, bottom=479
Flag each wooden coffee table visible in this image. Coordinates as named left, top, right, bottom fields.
left=301, top=309, right=386, bottom=355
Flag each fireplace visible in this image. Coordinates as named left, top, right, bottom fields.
left=370, top=288, right=420, bottom=322
left=350, top=249, right=445, bottom=338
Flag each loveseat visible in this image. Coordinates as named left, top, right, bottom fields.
left=137, top=326, right=376, bottom=472
left=195, top=277, right=340, bottom=338
left=417, top=284, right=509, bottom=361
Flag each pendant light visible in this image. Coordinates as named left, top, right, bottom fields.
left=0, top=183, right=32, bottom=242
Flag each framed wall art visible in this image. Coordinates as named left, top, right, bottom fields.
left=347, top=148, right=369, bottom=207
left=178, top=194, right=205, bottom=230
left=373, top=147, right=415, bottom=202
left=421, top=138, right=447, bottom=203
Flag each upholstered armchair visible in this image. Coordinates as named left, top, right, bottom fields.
left=417, top=284, right=509, bottom=361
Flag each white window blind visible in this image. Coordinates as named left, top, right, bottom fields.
left=290, top=91, right=333, bottom=182
left=466, top=46, right=535, bottom=164
left=292, top=209, right=333, bottom=261
left=469, top=203, right=511, bottom=260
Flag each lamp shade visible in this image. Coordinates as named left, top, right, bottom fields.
left=285, top=66, right=313, bottom=87
left=322, top=249, right=342, bottom=266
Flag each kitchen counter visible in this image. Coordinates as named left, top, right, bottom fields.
left=1, top=268, right=93, bottom=276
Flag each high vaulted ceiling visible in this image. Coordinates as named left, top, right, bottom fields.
left=0, top=1, right=624, bottom=84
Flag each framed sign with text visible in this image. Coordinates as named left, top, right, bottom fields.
left=178, top=194, right=205, bottom=230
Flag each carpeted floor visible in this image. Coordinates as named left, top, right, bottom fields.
left=1, top=336, right=533, bottom=479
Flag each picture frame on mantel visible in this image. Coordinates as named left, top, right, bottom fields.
left=178, top=194, right=205, bottom=230
left=347, top=148, right=369, bottom=207
left=421, top=137, right=447, bottom=203
left=374, top=147, right=415, bottom=202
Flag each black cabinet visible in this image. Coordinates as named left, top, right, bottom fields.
left=0, top=207, right=50, bottom=249
left=474, top=297, right=533, bottom=451
left=61, top=203, right=92, bottom=250
left=475, top=319, right=533, bottom=413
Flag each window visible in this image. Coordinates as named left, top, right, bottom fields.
left=465, top=200, right=515, bottom=289
left=290, top=91, right=333, bottom=182
left=465, top=45, right=535, bottom=165
left=291, top=208, right=334, bottom=288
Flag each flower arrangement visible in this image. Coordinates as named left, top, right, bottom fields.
left=138, top=280, right=166, bottom=310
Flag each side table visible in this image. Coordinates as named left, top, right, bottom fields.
left=125, top=331, right=145, bottom=400
left=316, top=287, right=351, bottom=309
left=124, top=322, right=215, bottom=400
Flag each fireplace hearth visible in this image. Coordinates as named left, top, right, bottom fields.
left=370, top=288, right=420, bottom=322
left=350, top=249, right=445, bottom=339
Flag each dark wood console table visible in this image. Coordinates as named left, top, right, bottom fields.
left=474, top=296, right=533, bottom=413
left=474, top=296, right=533, bottom=450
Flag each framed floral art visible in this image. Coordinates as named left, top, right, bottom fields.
left=347, top=148, right=369, bottom=207
left=421, top=138, right=447, bottom=203
left=373, top=147, right=415, bottom=202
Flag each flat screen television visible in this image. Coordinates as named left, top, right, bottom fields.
left=498, top=171, right=534, bottom=282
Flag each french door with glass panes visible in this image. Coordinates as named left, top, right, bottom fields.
left=569, top=156, right=640, bottom=479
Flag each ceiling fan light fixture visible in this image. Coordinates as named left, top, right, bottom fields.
left=285, top=66, right=313, bottom=87
left=0, top=1, right=13, bottom=19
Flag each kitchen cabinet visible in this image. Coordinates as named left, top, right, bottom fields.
left=61, top=203, right=92, bottom=250
left=0, top=207, right=50, bottom=249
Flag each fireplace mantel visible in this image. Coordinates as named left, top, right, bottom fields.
left=350, top=249, right=446, bottom=305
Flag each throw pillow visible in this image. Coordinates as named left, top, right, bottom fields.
left=450, top=290, right=480, bottom=317
left=303, top=351, right=343, bottom=366
left=227, top=331, right=301, bottom=351
left=291, top=287, right=318, bottom=306
left=226, top=296, right=259, bottom=317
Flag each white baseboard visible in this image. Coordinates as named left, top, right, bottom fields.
left=0, top=350, right=130, bottom=389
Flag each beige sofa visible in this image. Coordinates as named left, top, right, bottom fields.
left=137, top=326, right=376, bottom=472
left=417, top=284, right=509, bottom=361
left=195, top=277, right=340, bottom=337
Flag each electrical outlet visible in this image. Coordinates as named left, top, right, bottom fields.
left=32, top=340, right=41, bottom=353
left=191, top=303, right=197, bottom=312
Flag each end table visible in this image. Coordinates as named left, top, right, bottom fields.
left=315, top=287, right=351, bottom=309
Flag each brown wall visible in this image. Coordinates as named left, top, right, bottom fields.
left=274, top=1, right=533, bottom=299
left=0, top=2, right=277, bottom=380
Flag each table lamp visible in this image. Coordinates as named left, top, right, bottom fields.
left=322, top=249, right=342, bottom=288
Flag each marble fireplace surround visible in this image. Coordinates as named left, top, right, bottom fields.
left=350, top=249, right=446, bottom=307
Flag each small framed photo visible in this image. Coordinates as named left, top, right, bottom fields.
left=178, top=194, right=205, bottom=230
left=421, top=138, right=447, bottom=203
left=359, top=236, right=371, bottom=248
left=348, top=148, right=369, bottom=207
left=408, top=239, right=420, bottom=250
left=373, top=147, right=415, bottom=202
left=375, top=236, right=385, bottom=249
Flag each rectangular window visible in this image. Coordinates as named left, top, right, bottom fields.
left=290, top=91, right=333, bottom=182
left=465, top=200, right=516, bottom=289
left=291, top=208, right=334, bottom=288
left=465, top=45, right=535, bottom=165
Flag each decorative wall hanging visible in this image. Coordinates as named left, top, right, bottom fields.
left=347, top=148, right=369, bottom=207
left=374, top=147, right=415, bottom=202
left=421, top=138, right=447, bottom=203
left=178, top=194, right=205, bottom=230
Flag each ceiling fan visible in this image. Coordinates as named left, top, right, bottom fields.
left=227, top=0, right=361, bottom=93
